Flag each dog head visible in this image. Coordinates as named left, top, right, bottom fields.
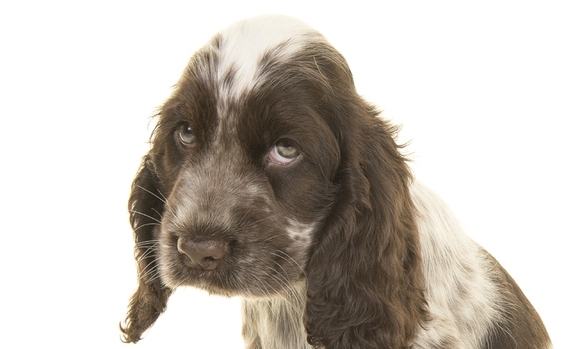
left=122, top=16, right=426, bottom=347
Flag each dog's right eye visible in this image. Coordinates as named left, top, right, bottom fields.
left=176, top=123, right=196, bottom=148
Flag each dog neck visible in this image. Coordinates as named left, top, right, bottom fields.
left=241, top=281, right=310, bottom=349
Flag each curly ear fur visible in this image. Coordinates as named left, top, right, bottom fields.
left=305, top=102, right=429, bottom=348
left=120, top=156, right=173, bottom=343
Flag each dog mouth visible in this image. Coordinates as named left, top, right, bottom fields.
left=159, top=235, right=306, bottom=298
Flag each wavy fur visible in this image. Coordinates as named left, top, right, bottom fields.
left=121, top=15, right=552, bottom=349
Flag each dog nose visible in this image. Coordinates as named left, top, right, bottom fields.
left=177, top=237, right=227, bottom=270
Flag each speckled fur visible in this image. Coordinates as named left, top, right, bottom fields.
left=121, top=15, right=552, bottom=349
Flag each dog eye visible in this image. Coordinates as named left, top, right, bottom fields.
left=176, top=123, right=196, bottom=147
left=268, top=142, right=300, bottom=165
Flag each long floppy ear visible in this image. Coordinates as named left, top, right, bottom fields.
left=305, top=105, right=429, bottom=348
left=120, top=155, right=173, bottom=343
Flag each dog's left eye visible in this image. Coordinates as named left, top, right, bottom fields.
left=268, top=142, right=300, bottom=165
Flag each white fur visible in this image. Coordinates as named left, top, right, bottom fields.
left=243, top=282, right=311, bottom=349
left=409, top=181, right=503, bottom=348
left=286, top=220, right=315, bottom=243
left=215, top=15, right=319, bottom=101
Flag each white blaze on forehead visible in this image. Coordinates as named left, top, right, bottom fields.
left=215, top=15, right=320, bottom=99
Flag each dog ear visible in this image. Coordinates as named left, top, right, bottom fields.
left=120, top=156, right=173, bottom=343
left=304, top=106, right=429, bottom=348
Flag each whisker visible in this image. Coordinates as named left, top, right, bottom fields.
left=136, top=185, right=168, bottom=205
left=249, top=274, right=273, bottom=299
left=267, top=253, right=306, bottom=309
left=163, top=206, right=182, bottom=224
left=144, top=259, right=164, bottom=284
left=256, top=271, right=289, bottom=306
left=136, top=245, right=158, bottom=264
left=130, top=210, right=162, bottom=224
left=258, top=267, right=302, bottom=313
left=247, top=233, right=288, bottom=245
left=273, top=250, right=306, bottom=277
left=136, top=239, right=158, bottom=248
left=144, top=268, right=161, bottom=285
left=151, top=208, right=164, bottom=219
left=270, top=265, right=305, bottom=312
left=133, top=222, right=160, bottom=232
left=138, top=258, right=162, bottom=283
left=136, top=246, right=156, bottom=263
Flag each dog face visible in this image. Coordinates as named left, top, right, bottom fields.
left=144, top=17, right=352, bottom=297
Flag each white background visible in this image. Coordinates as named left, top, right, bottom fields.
left=1, top=1, right=583, bottom=348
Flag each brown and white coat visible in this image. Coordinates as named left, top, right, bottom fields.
left=121, top=15, right=552, bottom=349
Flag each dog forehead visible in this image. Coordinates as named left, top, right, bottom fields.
left=213, top=15, right=319, bottom=98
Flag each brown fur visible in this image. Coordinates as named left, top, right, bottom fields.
left=121, top=16, right=550, bottom=349
left=482, top=251, right=551, bottom=349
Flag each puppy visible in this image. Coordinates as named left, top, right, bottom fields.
left=121, top=15, right=552, bottom=349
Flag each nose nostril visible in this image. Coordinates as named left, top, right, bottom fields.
left=177, top=237, right=228, bottom=270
